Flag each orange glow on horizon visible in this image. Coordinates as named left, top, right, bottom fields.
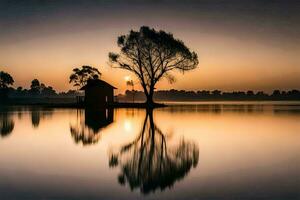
left=1, top=25, right=299, bottom=94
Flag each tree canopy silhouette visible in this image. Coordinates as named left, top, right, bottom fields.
left=69, top=66, right=101, bottom=88
left=0, top=71, right=14, bottom=89
left=109, top=26, right=199, bottom=106
left=29, top=79, right=41, bottom=95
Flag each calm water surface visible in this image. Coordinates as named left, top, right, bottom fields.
left=0, top=103, right=300, bottom=200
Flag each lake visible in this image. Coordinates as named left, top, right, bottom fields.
left=1, top=102, right=300, bottom=200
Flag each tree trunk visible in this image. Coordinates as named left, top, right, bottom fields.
left=146, top=95, right=153, bottom=106
left=146, top=90, right=154, bottom=107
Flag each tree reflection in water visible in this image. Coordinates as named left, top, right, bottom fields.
left=0, top=112, right=14, bottom=138
left=30, top=107, right=53, bottom=128
left=70, top=109, right=114, bottom=145
left=109, top=109, right=199, bottom=194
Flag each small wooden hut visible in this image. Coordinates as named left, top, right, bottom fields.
left=80, top=79, right=117, bottom=108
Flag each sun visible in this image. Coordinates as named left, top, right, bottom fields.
left=124, top=76, right=131, bottom=81
left=124, top=120, right=132, bottom=132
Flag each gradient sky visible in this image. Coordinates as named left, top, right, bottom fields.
left=0, top=0, right=299, bottom=94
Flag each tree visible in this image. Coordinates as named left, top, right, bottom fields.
left=17, top=86, right=23, bottom=92
left=30, top=79, right=40, bottom=95
left=247, top=90, right=254, bottom=96
left=69, top=65, right=101, bottom=88
left=212, top=90, right=221, bottom=96
left=272, top=90, right=281, bottom=96
left=0, top=71, right=14, bottom=89
left=41, top=86, right=57, bottom=96
left=109, top=26, right=199, bottom=106
left=126, top=80, right=135, bottom=102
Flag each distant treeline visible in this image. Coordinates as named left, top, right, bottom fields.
left=4, top=87, right=80, bottom=98
left=117, top=89, right=300, bottom=102
left=1, top=78, right=300, bottom=104
left=0, top=78, right=81, bottom=105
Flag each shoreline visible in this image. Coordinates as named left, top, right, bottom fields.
left=1, top=100, right=300, bottom=109
left=0, top=102, right=167, bottom=109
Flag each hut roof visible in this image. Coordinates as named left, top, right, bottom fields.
left=80, top=79, right=117, bottom=90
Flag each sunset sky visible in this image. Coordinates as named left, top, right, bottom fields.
left=0, top=0, right=299, bottom=94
